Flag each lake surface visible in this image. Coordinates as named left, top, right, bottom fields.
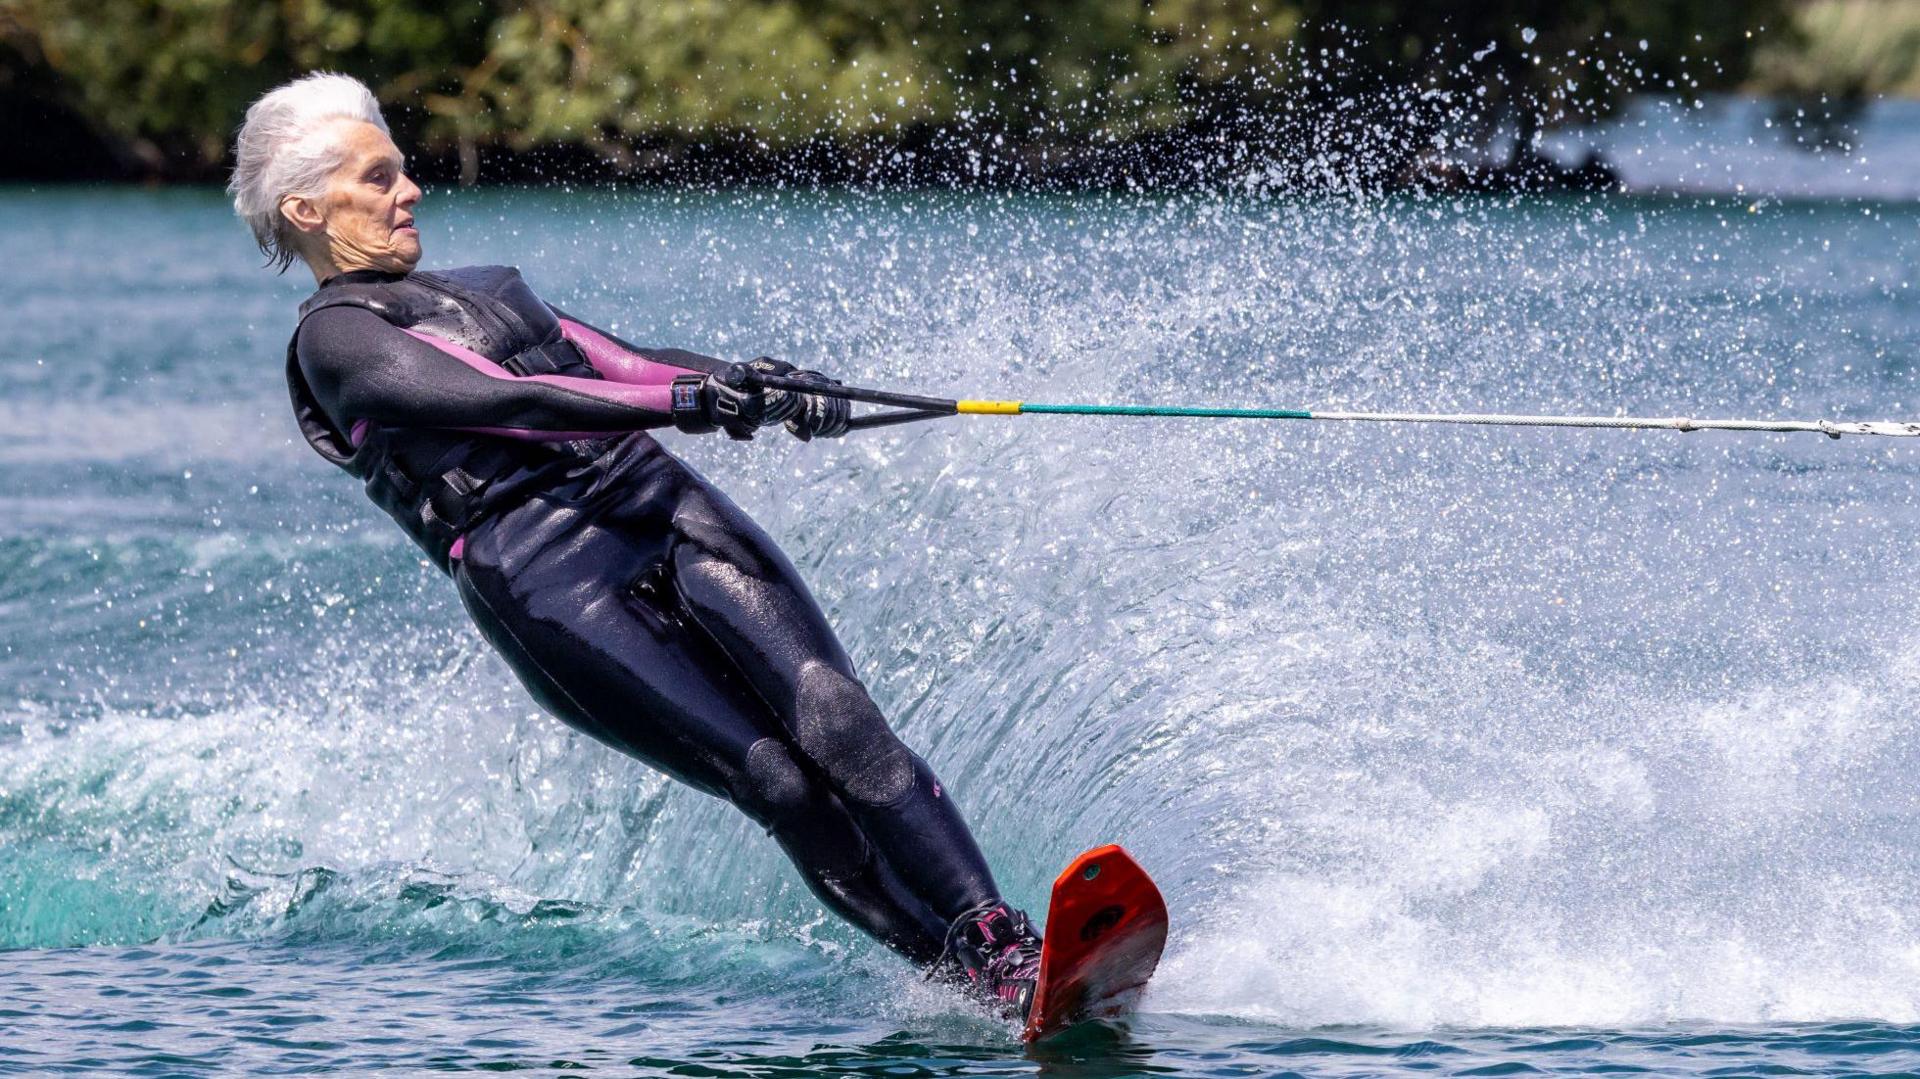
left=8, top=102, right=1920, bottom=1075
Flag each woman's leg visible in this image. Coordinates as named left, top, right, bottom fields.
left=658, top=477, right=1004, bottom=925
left=453, top=505, right=949, bottom=962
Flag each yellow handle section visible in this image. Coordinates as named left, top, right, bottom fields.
left=956, top=399, right=1024, bottom=415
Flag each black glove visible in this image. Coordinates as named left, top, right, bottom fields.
left=784, top=370, right=852, bottom=441
left=670, top=357, right=802, bottom=439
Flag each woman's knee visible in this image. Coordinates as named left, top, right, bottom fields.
left=732, top=736, right=826, bottom=826
left=790, top=662, right=915, bottom=808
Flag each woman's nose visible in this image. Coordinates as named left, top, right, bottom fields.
left=397, top=174, right=422, bottom=208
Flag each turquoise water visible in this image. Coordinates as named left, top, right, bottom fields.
left=9, top=121, right=1920, bottom=1073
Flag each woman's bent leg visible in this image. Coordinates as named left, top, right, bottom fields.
left=453, top=510, right=947, bottom=961
left=663, top=484, right=1003, bottom=924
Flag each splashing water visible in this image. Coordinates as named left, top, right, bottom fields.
left=7, top=102, right=1920, bottom=1073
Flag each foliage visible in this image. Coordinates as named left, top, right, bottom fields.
left=0, top=0, right=1801, bottom=183
left=1752, top=0, right=1920, bottom=99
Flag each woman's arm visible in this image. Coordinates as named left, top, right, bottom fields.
left=297, top=305, right=675, bottom=440
left=547, top=305, right=734, bottom=386
left=544, top=306, right=847, bottom=440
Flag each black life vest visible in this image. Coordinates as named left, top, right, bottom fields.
left=285, top=265, right=610, bottom=573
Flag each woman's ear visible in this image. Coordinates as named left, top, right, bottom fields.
left=279, top=194, right=327, bottom=235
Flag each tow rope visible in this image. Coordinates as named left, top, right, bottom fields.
left=745, top=371, right=1920, bottom=439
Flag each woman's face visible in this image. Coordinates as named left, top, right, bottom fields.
left=285, top=120, right=423, bottom=275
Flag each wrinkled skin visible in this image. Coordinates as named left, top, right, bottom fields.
left=281, top=120, right=422, bottom=284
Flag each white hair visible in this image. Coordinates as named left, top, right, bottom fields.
left=227, top=72, right=390, bottom=272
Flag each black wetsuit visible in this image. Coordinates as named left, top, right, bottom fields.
left=288, top=266, right=1000, bottom=963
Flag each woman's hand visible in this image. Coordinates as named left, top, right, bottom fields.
left=783, top=371, right=851, bottom=441
left=670, top=358, right=849, bottom=441
left=670, top=358, right=803, bottom=439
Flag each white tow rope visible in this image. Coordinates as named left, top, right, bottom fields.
left=1301, top=411, right=1920, bottom=439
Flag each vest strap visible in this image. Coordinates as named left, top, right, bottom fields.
left=502, top=339, right=588, bottom=377
left=425, top=466, right=494, bottom=533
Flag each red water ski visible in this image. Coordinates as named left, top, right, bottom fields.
left=1022, top=844, right=1168, bottom=1042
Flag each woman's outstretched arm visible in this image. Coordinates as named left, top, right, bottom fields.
left=545, top=306, right=850, bottom=441
left=297, top=304, right=676, bottom=440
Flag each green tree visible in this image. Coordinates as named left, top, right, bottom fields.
left=0, top=0, right=1804, bottom=185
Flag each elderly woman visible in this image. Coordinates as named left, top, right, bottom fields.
left=228, top=72, right=1040, bottom=1015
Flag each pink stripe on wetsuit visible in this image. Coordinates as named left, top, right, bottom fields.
left=557, top=319, right=693, bottom=388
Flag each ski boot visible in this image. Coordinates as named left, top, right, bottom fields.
left=936, top=900, right=1044, bottom=1021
